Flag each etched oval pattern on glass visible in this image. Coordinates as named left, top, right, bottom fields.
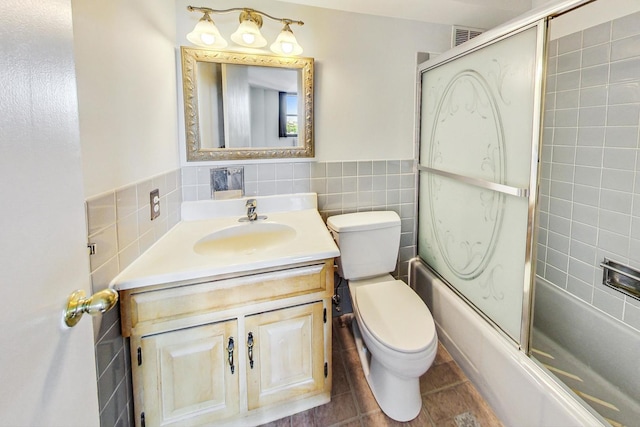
left=427, top=70, right=507, bottom=280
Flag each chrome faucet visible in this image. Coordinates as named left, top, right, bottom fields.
left=245, top=199, right=257, bottom=221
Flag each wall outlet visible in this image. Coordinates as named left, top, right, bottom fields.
left=150, top=189, right=160, bottom=220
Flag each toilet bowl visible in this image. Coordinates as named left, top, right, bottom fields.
left=349, top=275, right=438, bottom=421
left=327, top=212, right=438, bottom=422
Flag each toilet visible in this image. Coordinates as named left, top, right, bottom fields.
left=327, top=211, right=438, bottom=422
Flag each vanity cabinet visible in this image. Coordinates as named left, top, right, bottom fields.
left=120, top=260, right=334, bottom=427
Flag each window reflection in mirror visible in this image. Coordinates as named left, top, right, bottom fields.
left=280, top=93, right=298, bottom=138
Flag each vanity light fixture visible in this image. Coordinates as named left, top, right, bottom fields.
left=186, top=10, right=228, bottom=48
left=187, top=6, right=304, bottom=55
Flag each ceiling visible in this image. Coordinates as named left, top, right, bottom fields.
left=275, top=0, right=534, bottom=30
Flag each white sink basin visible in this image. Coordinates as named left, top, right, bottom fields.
left=111, top=194, right=340, bottom=290
left=193, top=222, right=297, bottom=255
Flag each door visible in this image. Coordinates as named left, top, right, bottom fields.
left=0, top=0, right=100, bottom=425
left=417, top=21, right=546, bottom=346
left=246, top=302, right=326, bottom=410
left=139, top=321, right=240, bottom=426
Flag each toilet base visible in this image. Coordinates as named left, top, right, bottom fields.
left=352, top=320, right=423, bottom=422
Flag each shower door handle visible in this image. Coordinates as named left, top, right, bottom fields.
left=418, top=165, right=529, bottom=198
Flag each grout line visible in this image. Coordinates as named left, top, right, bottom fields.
left=420, top=378, right=470, bottom=397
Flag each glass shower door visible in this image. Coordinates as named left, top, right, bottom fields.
left=417, top=22, right=545, bottom=345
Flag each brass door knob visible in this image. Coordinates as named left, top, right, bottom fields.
left=64, top=288, right=118, bottom=327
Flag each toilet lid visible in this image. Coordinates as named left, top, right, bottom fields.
left=356, top=280, right=435, bottom=353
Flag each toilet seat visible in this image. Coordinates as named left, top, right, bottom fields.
left=355, top=280, right=436, bottom=353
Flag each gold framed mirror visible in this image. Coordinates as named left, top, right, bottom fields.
left=181, top=47, right=314, bottom=161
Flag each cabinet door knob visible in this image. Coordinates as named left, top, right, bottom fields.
left=227, top=337, right=235, bottom=374
left=247, top=332, right=254, bottom=369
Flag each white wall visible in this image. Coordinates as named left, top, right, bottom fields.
left=73, top=0, right=180, bottom=198
left=531, top=0, right=561, bottom=9
left=175, top=0, right=452, bottom=163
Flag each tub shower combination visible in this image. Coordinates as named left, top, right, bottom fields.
left=412, top=0, right=640, bottom=425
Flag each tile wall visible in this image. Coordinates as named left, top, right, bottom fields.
left=85, top=169, right=182, bottom=426
left=537, top=11, right=640, bottom=331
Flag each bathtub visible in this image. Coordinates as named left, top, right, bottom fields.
left=532, top=276, right=640, bottom=426
left=409, top=258, right=605, bottom=427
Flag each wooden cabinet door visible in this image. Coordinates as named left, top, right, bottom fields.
left=140, top=320, right=239, bottom=426
left=246, top=302, right=326, bottom=410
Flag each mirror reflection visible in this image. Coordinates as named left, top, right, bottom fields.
left=181, top=47, right=314, bottom=161
left=197, top=63, right=300, bottom=149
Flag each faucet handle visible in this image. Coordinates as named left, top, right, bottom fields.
left=244, top=198, right=258, bottom=221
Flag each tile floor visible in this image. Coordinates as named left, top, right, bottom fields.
left=263, top=315, right=503, bottom=427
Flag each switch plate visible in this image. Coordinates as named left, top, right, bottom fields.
left=150, top=189, right=160, bottom=220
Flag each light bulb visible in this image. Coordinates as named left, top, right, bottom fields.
left=242, top=33, right=255, bottom=45
left=270, top=24, right=303, bottom=56
left=231, top=16, right=267, bottom=48
left=200, top=33, right=215, bottom=45
left=281, top=42, right=294, bottom=54
left=186, top=13, right=227, bottom=48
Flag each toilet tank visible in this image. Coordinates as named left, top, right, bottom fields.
left=327, top=211, right=401, bottom=280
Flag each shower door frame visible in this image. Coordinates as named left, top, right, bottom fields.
left=414, top=0, right=595, bottom=353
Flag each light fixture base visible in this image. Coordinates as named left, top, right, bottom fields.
left=239, top=9, right=263, bottom=28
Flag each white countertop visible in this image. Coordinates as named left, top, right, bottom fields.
left=110, top=195, right=340, bottom=291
